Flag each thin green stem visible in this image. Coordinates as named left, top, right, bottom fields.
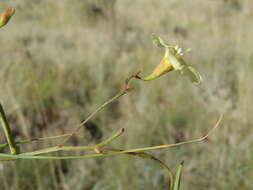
left=19, top=128, right=125, bottom=156
left=21, top=145, right=94, bottom=156
left=0, top=135, right=207, bottom=159
left=0, top=104, right=19, bottom=154
left=95, top=128, right=125, bottom=148
left=59, top=72, right=141, bottom=146
left=0, top=73, right=139, bottom=151
left=0, top=128, right=123, bottom=150
left=0, top=109, right=124, bottom=150
left=0, top=133, right=71, bottom=149
left=0, top=115, right=222, bottom=161
left=59, top=91, right=127, bottom=146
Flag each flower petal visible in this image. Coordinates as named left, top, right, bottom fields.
left=152, top=34, right=168, bottom=48
left=143, top=49, right=174, bottom=81
left=181, top=65, right=202, bottom=85
left=168, top=50, right=185, bottom=70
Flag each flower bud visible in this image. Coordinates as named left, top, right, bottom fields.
left=0, top=8, right=15, bottom=28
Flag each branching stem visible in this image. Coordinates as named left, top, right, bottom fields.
left=58, top=72, right=141, bottom=146
left=0, top=115, right=222, bottom=161
left=0, top=104, right=19, bottom=154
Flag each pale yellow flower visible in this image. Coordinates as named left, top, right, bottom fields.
left=143, top=35, right=202, bottom=85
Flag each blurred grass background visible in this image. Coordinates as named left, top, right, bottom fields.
left=0, top=0, right=252, bottom=189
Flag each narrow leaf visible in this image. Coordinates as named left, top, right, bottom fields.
left=173, top=161, right=184, bottom=190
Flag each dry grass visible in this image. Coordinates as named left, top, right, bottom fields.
left=0, top=0, right=252, bottom=189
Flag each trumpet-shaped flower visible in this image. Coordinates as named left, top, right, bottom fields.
left=0, top=8, right=15, bottom=28
left=143, top=35, right=202, bottom=85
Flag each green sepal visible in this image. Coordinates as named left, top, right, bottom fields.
left=152, top=34, right=168, bottom=48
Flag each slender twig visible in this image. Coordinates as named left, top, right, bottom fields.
left=94, top=128, right=125, bottom=153
left=0, top=128, right=124, bottom=149
left=20, top=145, right=94, bottom=156
left=20, top=128, right=125, bottom=156
left=0, top=72, right=140, bottom=150
left=0, top=104, right=19, bottom=154
left=58, top=72, right=141, bottom=146
left=1, top=91, right=127, bottom=149
left=0, top=115, right=222, bottom=161
left=0, top=133, right=71, bottom=149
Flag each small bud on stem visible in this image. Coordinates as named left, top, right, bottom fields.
left=0, top=8, right=15, bottom=28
